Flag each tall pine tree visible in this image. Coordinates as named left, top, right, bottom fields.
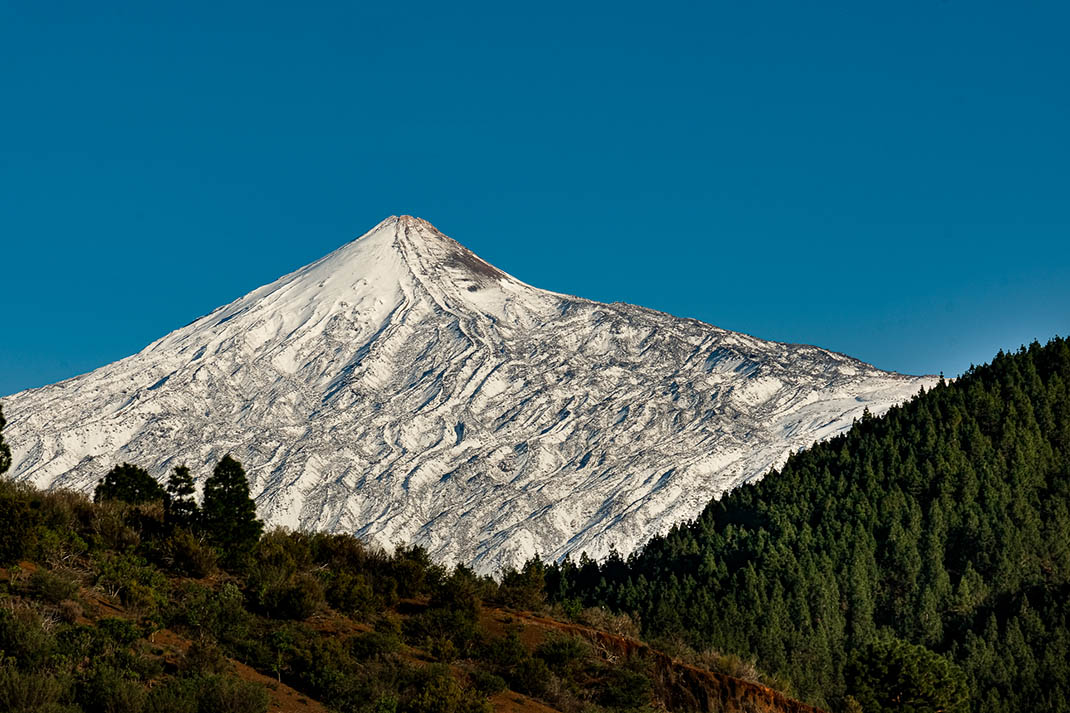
left=201, top=455, right=263, bottom=558
left=164, top=464, right=199, bottom=529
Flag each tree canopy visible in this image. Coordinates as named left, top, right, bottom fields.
left=94, top=462, right=166, bottom=505
left=201, top=454, right=263, bottom=558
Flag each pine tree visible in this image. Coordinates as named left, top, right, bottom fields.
left=94, top=462, right=166, bottom=504
left=201, top=455, right=263, bottom=559
left=164, top=464, right=199, bottom=529
left=0, top=402, right=11, bottom=477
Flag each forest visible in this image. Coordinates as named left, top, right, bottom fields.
left=547, top=337, right=1070, bottom=712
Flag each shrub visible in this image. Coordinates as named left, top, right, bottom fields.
left=348, top=628, right=401, bottom=661
left=0, top=666, right=72, bottom=713
left=199, top=672, right=271, bottom=710
left=78, top=663, right=148, bottom=713
left=265, top=573, right=325, bottom=620
left=496, top=559, right=546, bottom=611
left=168, top=582, right=252, bottom=648
left=468, top=669, right=507, bottom=696
left=93, top=552, right=168, bottom=615
left=145, top=677, right=198, bottom=713
left=0, top=607, right=55, bottom=670
left=182, top=638, right=232, bottom=676
left=325, top=570, right=375, bottom=617
left=58, top=599, right=84, bottom=624
left=597, top=661, right=653, bottom=710
left=158, top=529, right=218, bottom=578
left=29, top=568, right=80, bottom=604
left=534, top=634, right=591, bottom=675
left=97, top=617, right=141, bottom=647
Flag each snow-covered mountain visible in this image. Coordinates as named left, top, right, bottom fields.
left=3, top=216, right=936, bottom=573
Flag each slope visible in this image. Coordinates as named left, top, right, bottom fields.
left=548, top=337, right=1070, bottom=712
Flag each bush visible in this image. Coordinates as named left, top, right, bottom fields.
left=468, top=669, right=507, bottom=695
left=0, top=666, right=73, bottom=713
left=29, top=568, right=80, bottom=604
left=168, top=582, right=252, bottom=648
left=78, top=664, right=148, bottom=713
left=94, top=552, right=168, bottom=614
left=182, top=638, right=232, bottom=676
left=196, top=674, right=270, bottom=713
left=325, top=570, right=375, bottom=618
left=534, top=634, right=590, bottom=675
left=145, top=677, right=198, bottom=713
left=0, top=608, right=55, bottom=670
left=158, top=530, right=217, bottom=578
left=348, top=628, right=401, bottom=661
left=597, top=661, right=653, bottom=710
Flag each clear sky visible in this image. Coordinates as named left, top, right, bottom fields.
left=2, top=1, right=1068, bottom=396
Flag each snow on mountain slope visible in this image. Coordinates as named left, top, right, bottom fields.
left=3, top=216, right=937, bottom=573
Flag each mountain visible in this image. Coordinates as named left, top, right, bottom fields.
left=3, top=216, right=935, bottom=573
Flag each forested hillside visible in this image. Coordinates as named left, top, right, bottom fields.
left=547, top=338, right=1070, bottom=713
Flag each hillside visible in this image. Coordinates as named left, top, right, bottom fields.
left=547, top=337, right=1070, bottom=712
left=3, top=215, right=934, bottom=573
left=0, top=433, right=824, bottom=713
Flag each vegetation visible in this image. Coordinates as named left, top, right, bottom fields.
left=94, top=463, right=166, bottom=505
left=0, top=411, right=690, bottom=713
left=546, top=337, right=1070, bottom=712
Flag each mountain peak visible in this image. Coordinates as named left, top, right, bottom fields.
left=3, top=216, right=938, bottom=573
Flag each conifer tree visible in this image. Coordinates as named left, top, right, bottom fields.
left=164, top=464, right=199, bottom=529
left=201, top=455, right=263, bottom=558
left=0, top=402, right=10, bottom=477
left=94, top=462, right=166, bottom=504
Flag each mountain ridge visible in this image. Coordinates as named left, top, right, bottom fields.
left=4, top=216, right=937, bottom=573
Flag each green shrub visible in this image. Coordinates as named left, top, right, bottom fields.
left=534, top=634, right=591, bottom=675
left=0, top=608, right=55, bottom=670
left=93, top=552, right=168, bottom=614
left=597, top=661, right=653, bottom=710
left=29, top=568, right=80, bottom=604
left=325, top=570, right=375, bottom=617
left=199, top=672, right=269, bottom=710
left=145, top=677, right=198, bottom=713
left=496, top=560, right=546, bottom=611
left=0, top=666, right=73, bottom=713
left=168, top=582, right=251, bottom=648
left=182, top=637, right=232, bottom=675
left=78, top=663, right=148, bottom=713
left=158, top=530, right=217, bottom=578
left=348, top=629, right=401, bottom=661
left=97, top=617, right=140, bottom=647
left=468, top=669, right=507, bottom=695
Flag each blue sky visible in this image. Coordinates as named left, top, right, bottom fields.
left=2, top=1, right=1068, bottom=396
